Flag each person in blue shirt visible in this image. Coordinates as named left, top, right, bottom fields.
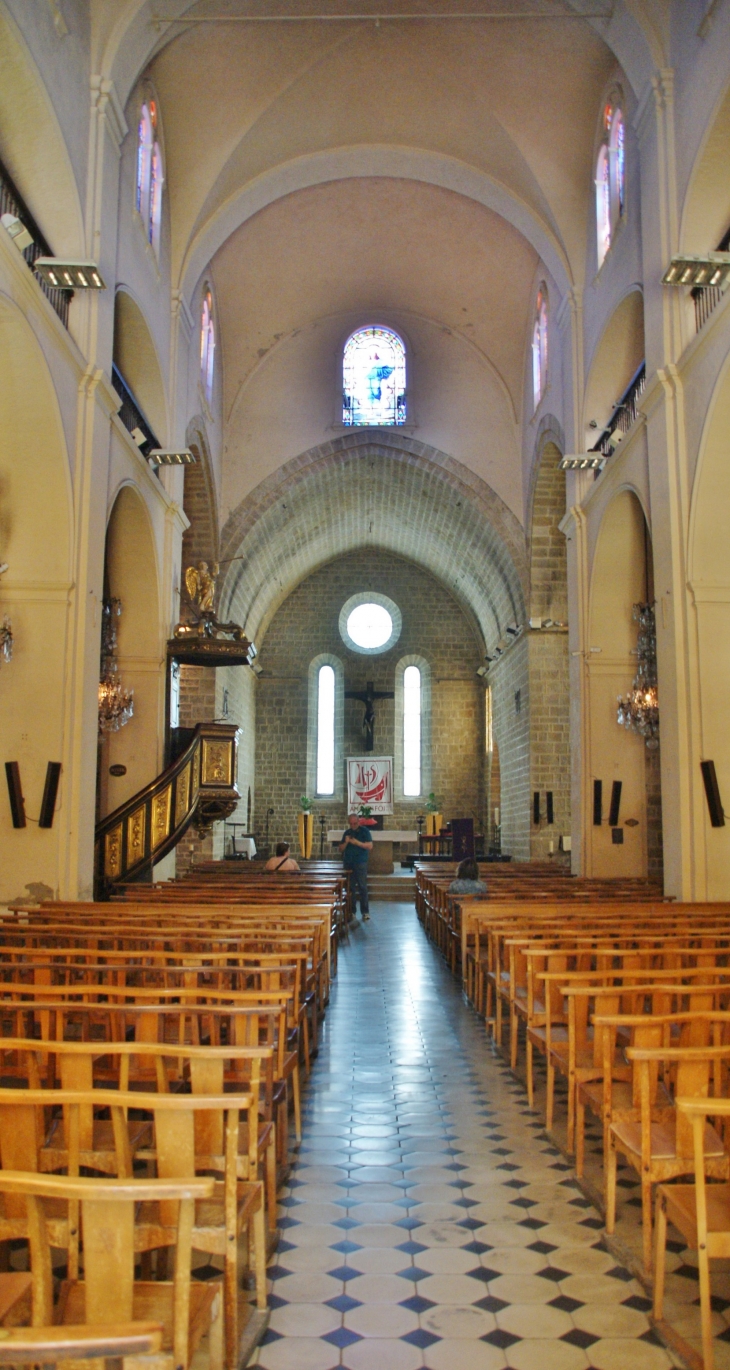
left=339, top=813, right=374, bottom=921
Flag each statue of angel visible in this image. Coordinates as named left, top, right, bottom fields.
left=185, top=561, right=219, bottom=613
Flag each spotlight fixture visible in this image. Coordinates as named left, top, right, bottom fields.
left=130, top=428, right=147, bottom=448
left=506, top=625, right=521, bottom=637
left=476, top=665, right=489, bottom=678
left=559, top=454, right=605, bottom=471
left=662, top=252, right=730, bottom=289
left=33, top=258, right=106, bottom=290
left=1, top=213, right=33, bottom=252
left=148, top=449, right=196, bottom=466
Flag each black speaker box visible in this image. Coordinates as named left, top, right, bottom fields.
left=608, top=780, right=622, bottom=828
left=701, top=760, right=725, bottom=828
left=39, top=762, right=62, bottom=829
left=5, top=762, right=26, bottom=829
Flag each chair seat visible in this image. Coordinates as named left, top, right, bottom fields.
left=41, top=1116, right=152, bottom=1174
left=659, top=1181, right=730, bottom=1253
left=612, top=1116, right=726, bottom=1162
left=58, top=1278, right=220, bottom=1359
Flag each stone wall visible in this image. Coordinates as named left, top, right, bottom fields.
left=528, top=630, right=571, bottom=861
left=487, top=637, right=530, bottom=861
left=253, top=549, right=484, bottom=856
left=646, top=742, right=664, bottom=881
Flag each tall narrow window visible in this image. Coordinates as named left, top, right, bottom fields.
left=611, top=110, right=625, bottom=217
left=531, top=287, right=548, bottom=410
left=596, top=145, right=611, bottom=266
left=485, top=685, right=493, bottom=755
left=343, top=326, right=406, bottom=427
left=136, top=104, right=152, bottom=217
left=403, top=665, right=421, bottom=797
left=316, top=664, right=335, bottom=796
left=200, top=288, right=215, bottom=404
left=596, top=99, right=625, bottom=267
left=149, top=139, right=163, bottom=251
left=136, top=99, right=163, bottom=256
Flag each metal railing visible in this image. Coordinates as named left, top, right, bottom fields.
left=111, top=364, right=161, bottom=465
left=692, top=230, right=730, bottom=333
left=0, top=158, right=71, bottom=328
left=589, top=362, right=646, bottom=460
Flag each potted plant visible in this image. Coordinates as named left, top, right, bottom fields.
left=424, top=792, right=443, bottom=837
left=358, top=804, right=377, bottom=828
left=298, top=797, right=314, bottom=859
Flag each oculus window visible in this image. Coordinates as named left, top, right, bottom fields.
left=316, top=664, right=335, bottom=795
left=343, top=326, right=406, bottom=427
left=339, top=593, right=402, bottom=655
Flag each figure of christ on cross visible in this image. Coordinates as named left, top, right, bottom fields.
left=345, top=680, right=395, bottom=752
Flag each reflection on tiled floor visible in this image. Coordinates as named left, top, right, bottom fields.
left=250, top=902, right=679, bottom=1370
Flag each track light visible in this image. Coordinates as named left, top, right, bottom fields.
left=148, top=449, right=196, bottom=466
left=1, top=213, right=33, bottom=252
left=33, top=258, right=106, bottom=289
left=662, top=253, right=730, bottom=289
left=559, top=454, right=605, bottom=471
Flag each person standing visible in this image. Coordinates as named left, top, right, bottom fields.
left=339, top=812, right=373, bottom=921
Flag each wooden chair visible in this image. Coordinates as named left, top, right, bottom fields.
left=607, top=1043, right=730, bottom=1273
left=0, top=1170, right=222, bottom=1370
left=654, top=1096, right=730, bottom=1370
left=0, top=1318, right=163, bottom=1365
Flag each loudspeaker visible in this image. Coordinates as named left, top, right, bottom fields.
left=593, top=779, right=602, bottom=826
left=701, top=760, right=726, bottom=828
left=608, top=780, right=622, bottom=828
left=533, top=791, right=540, bottom=825
left=546, top=791, right=554, bottom=825
left=39, top=762, right=62, bottom=829
left=5, top=762, right=26, bottom=829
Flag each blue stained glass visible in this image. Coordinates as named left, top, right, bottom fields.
left=616, top=116, right=625, bottom=215
left=343, top=326, right=406, bottom=426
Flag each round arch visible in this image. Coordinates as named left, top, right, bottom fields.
left=113, top=287, right=169, bottom=446
left=98, top=483, right=164, bottom=820
left=0, top=291, right=73, bottom=903
left=218, top=431, right=527, bottom=652
left=583, top=286, right=645, bottom=450
left=680, top=77, right=730, bottom=256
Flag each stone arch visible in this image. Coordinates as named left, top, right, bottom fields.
left=681, top=77, right=730, bottom=256
left=218, top=431, right=527, bottom=654
left=98, top=483, right=164, bottom=820
left=113, top=287, right=168, bottom=446
left=687, top=350, right=730, bottom=897
left=583, top=287, right=645, bottom=450
left=0, top=291, right=73, bottom=903
left=182, top=417, right=219, bottom=582
left=587, top=488, right=659, bottom=879
left=0, top=7, right=84, bottom=257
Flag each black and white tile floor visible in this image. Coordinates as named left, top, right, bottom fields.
left=249, top=903, right=682, bottom=1370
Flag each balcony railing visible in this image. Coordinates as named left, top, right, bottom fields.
left=692, top=230, right=730, bottom=333
left=111, top=364, right=161, bottom=469
left=589, top=362, right=646, bottom=461
left=0, top=158, right=71, bottom=328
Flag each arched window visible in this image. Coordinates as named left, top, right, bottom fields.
left=596, top=100, right=625, bottom=267
left=200, top=288, right=215, bottom=404
left=343, top=326, right=406, bottom=427
left=395, top=656, right=431, bottom=800
left=531, top=287, right=548, bottom=410
left=316, top=664, right=335, bottom=795
left=135, top=99, right=163, bottom=254
left=403, top=665, right=421, bottom=797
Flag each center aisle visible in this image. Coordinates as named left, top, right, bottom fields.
left=251, top=902, right=675, bottom=1370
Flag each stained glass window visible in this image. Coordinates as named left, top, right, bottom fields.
left=316, top=664, right=335, bottom=795
left=596, top=102, right=625, bottom=267
left=343, top=326, right=406, bottom=427
left=596, top=144, right=612, bottom=266
left=612, top=111, right=625, bottom=217
left=136, top=104, right=151, bottom=216
left=136, top=100, right=163, bottom=256
left=532, top=288, right=548, bottom=410
left=200, top=288, right=215, bottom=403
left=403, top=665, right=421, bottom=797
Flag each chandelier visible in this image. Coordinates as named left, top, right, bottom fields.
left=617, top=602, right=659, bottom=749
left=0, top=615, right=12, bottom=666
left=98, top=598, right=134, bottom=734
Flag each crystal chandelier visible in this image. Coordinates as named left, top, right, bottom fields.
left=98, top=598, right=134, bottom=734
left=0, top=616, right=12, bottom=665
left=617, top=602, right=659, bottom=750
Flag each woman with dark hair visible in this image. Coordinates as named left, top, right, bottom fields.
left=265, top=841, right=301, bottom=873
left=448, top=858, right=487, bottom=896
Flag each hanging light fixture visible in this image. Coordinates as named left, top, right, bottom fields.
left=98, top=598, right=134, bottom=734
left=617, top=602, right=659, bottom=749
left=0, top=615, right=12, bottom=665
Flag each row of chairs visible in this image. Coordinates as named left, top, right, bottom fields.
left=416, top=864, right=730, bottom=1370
left=0, top=872, right=348, bottom=1367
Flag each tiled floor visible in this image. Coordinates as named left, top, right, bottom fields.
left=250, top=902, right=679, bottom=1370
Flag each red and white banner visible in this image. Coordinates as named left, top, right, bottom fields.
left=347, top=757, right=394, bottom=815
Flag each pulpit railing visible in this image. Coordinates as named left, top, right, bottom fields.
left=94, top=722, right=240, bottom=897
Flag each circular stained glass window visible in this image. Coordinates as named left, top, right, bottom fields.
left=339, top=593, right=402, bottom=655
left=346, top=603, right=393, bottom=650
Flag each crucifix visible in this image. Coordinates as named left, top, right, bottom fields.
left=345, top=680, right=394, bottom=752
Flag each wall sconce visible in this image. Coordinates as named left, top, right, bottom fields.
left=34, top=258, right=105, bottom=289
left=1, top=212, right=33, bottom=252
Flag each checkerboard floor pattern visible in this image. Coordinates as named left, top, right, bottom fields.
left=249, top=901, right=679, bottom=1370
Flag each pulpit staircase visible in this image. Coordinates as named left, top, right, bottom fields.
left=94, top=722, right=241, bottom=898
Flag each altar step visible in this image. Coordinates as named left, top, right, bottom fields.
left=367, top=874, right=416, bottom=902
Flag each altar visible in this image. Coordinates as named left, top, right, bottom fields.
left=327, top=829, right=418, bottom=875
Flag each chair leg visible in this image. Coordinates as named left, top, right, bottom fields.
left=209, top=1285, right=225, bottom=1370
left=641, top=1177, right=653, bottom=1274
left=575, top=1093, right=585, bottom=1178
left=292, top=1063, right=302, bottom=1145
left=653, top=1190, right=667, bottom=1322
left=510, top=1011, right=518, bottom=1070
left=224, top=1241, right=238, bottom=1370
left=302, top=1016, right=311, bottom=1078
left=698, top=1236, right=716, bottom=1370
left=253, top=1189, right=268, bottom=1312
left=266, top=1134, right=277, bottom=1233
left=605, top=1134, right=617, bottom=1233
left=526, top=1039, right=534, bottom=1108
left=567, top=1075, right=575, bottom=1154
left=546, top=1058, right=555, bottom=1132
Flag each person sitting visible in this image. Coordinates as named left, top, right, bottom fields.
left=448, top=857, right=487, bottom=895
left=265, top=841, right=301, bottom=873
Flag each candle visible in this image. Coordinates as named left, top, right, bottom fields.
left=494, top=807, right=500, bottom=826
left=549, top=840, right=554, bottom=854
